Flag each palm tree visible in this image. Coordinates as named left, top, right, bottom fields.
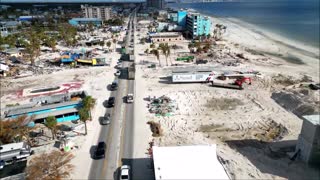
left=26, top=150, right=74, bottom=180
left=106, top=41, right=111, bottom=50
left=112, top=39, right=117, bottom=50
left=78, top=108, right=89, bottom=135
left=24, top=30, right=41, bottom=66
left=82, top=96, right=96, bottom=120
left=150, top=49, right=160, bottom=66
left=159, top=43, right=171, bottom=66
left=144, top=48, right=149, bottom=55
left=150, top=43, right=155, bottom=49
left=45, top=116, right=57, bottom=139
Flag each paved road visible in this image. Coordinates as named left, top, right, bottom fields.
left=88, top=10, right=136, bottom=180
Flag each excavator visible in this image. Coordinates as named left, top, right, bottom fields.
left=211, top=76, right=252, bottom=90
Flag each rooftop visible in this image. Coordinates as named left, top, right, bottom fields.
left=302, top=114, right=320, bottom=125
left=153, top=145, right=230, bottom=180
left=150, top=32, right=182, bottom=38
left=70, top=18, right=102, bottom=22
left=6, top=100, right=81, bottom=117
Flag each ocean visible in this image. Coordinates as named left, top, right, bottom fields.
left=170, top=0, right=320, bottom=48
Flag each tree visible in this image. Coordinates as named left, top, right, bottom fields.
left=26, top=150, right=74, bottom=180
left=159, top=43, right=171, bottom=66
left=82, top=96, right=96, bottom=120
left=106, top=41, right=112, bottom=49
left=0, top=115, right=34, bottom=145
left=144, top=48, right=149, bottom=55
left=112, top=39, right=117, bottom=50
left=24, top=29, right=41, bottom=65
left=150, top=49, right=160, bottom=66
left=44, top=36, right=57, bottom=51
left=78, top=108, right=89, bottom=135
left=150, top=43, right=155, bottom=49
left=45, top=116, right=57, bottom=139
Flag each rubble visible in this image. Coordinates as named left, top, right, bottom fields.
left=147, top=95, right=176, bottom=116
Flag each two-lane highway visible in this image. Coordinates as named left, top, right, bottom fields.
left=88, top=10, right=136, bottom=180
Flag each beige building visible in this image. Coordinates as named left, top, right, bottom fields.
left=81, top=5, right=111, bottom=21
left=150, top=32, right=184, bottom=43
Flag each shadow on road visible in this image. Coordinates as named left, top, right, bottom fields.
left=118, top=158, right=155, bottom=180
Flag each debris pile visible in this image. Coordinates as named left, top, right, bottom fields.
left=147, top=95, right=176, bottom=116
left=147, top=121, right=163, bottom=137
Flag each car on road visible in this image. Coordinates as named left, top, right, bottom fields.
left=111, top=81, right=118, bottom=91
left=100, top=114, right=111, bottom=125
left=108, top=97, right=115, bottom=107
left=126, top=94, right=134, bottom=103
left=94, top=142, right=106, bottom=159
left=115, top=70, right=121, bottom=76
left=120, top=165, right=130, bottom=180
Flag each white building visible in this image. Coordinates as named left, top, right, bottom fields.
left=81, top=4, right=112, bottom=21
left=152, top=145, right=230, bottom=180
left=149, top=32, right=184, bottom=43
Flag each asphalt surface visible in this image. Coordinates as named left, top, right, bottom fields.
left=88, top=10, right=136, bottom=180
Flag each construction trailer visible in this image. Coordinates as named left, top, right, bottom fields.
left=172, top=69, right=216, bottom=83
left=76, top=58, right=107, bottom=66
left=128, top=62, right=135, bottom=80
left=0, top=142, right=32, bottom=167
left=210, top=76, right=252, bottom=90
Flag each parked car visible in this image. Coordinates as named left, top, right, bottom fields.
left=108, top=97, right=115, bottom=107
left=120, top=165, right=130, bottom=180
left=100, top=114, right=111, bottom=125
left=126, top=94, right=134, bottom=103
left=94, top=142, right=106, bottom=159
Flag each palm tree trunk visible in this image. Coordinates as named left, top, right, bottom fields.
left=165, top=56, right=168, bottom=66
left=157, top=58, right=161, bottom=67
left=84, top=121, right=88, bottom=135
left=51, top=130, right=55, bottom=140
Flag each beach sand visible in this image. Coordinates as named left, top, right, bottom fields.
left=132, top=15, right=320, bottom=179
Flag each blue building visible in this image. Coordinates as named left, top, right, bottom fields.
left=68, top=18, right=103, bottom=27
left=186, top=13, right=211, bottom=39
left=177, top=11, right=187, bottom=27
left=5, top=100, right=82, bottom=124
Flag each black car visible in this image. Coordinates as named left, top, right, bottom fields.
left=110, top=81, right=118, bottom=90
left=108, top=97, right=115, bottom=107
left=94, top=142, right=106, bottom=159
left=100, top=114, right=111, bottom=125
left=309, top=83, right=320, bottom=90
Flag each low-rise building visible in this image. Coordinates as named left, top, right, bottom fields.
left=149, top=32, right=184, bottom=43
left=186, top=12, right=211, bottom=38
left=296, top=114, right=320, bottom=165
left=152, top=145, right=230, bottom=180
left=69, top=18, right=103, bottom=27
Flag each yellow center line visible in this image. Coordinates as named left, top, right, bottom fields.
left=118, top=73, right=130, bottom=167
left=100, top=99, right=116, bottom=177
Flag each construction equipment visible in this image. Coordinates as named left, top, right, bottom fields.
left=211, top=77, right=252, bottom=90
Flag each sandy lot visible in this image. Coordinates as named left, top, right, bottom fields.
left=132, top=16, right=320, bottom=179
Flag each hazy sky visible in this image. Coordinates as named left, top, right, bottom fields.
left=0, top=0, right=145, bottom=3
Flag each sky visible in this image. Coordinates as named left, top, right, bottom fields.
left=0, top=0, right=145, bottom=3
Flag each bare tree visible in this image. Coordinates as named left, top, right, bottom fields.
left=26, top=150, right=74, bottom=180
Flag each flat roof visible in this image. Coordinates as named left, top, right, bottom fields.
left=7, top=100, right=81, bottom=117
left=153, top=145, right=230, bottom=180
left=302, top=114, right=320, bottom=125
left=150, top=32, right=182, bottom=38
left=70, top=18, right=102, bottom=22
